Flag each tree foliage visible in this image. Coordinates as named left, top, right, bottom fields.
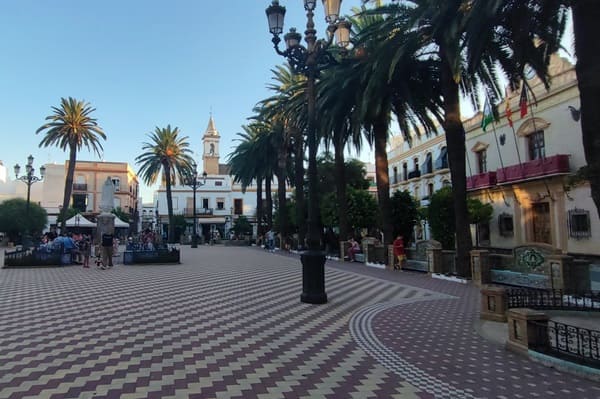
left=232, top=216, right=253, bottom=236
left=389, top=190, right=419, bottom=243
left=36, top=97, right=105, bottom=233
left=112, top=207, right=130, bottom=223
left=0, top=198, right=48, bottom=243
left=427, top=186, right=456, bottom=249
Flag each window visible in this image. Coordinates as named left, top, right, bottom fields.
left=402, top=162, right=408, bottom=180
left=111, top=177, right=121, bottom=192
left=202, top=198, right=209, bottom=209
left=428, top=183, right=434, bottom=199
left=413, top=157, right=420, bottom=172
left=216, top=198, right=225, bottom=210
left=528, top=130, right=545, bottom=160
left=393, top=167, right=398, bottom=184
left=476, top=150, right=487, bottom=174
left=568, top=209, right=591, bottom=239
left=72, top=194, right=87, bottom=213
left=215, top=181, right=223, bottom=186
left=424, top=153, right=433, bottom=174
left=435, top=147, right=448, bottom=169
left=498, top=213, right=514, bottom=237
left=234, top=199, right=243, bottom=215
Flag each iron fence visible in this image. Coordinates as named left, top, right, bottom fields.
left=531, top=320, right=600, bottom=368
left=507, top=288, right=600, bottom=311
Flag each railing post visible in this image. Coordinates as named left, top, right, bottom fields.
left=480, top=285, right=507, bottom=322
left=387, top=245, right=395, bottom=270
left=547, top=254, right=590, bottom=293
left=427, top=247, right=443, bottom=274
left=470, top=250, right=490, bottom=286
left=506, top=308, right=549, bottom=355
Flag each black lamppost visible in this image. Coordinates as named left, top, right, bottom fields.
left=14, top=155, right=46, bottom=245
left=266, top=0, right=351, bottom=304
left=184, top=162, right=207, bottom=248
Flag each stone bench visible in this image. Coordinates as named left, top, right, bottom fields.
left=471, top=243, right=591, bottom=291
left=123, top=247, right=180, bottom=265
left=396, top=240, right=442, bottom=273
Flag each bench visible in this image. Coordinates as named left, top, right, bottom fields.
left=472, top=243, right=590, bottom=291
left=3, top=243, right=65, bottom=268
left=402, top=240, right=442, bottom=273
left=123, top=245, right=180, bottom=265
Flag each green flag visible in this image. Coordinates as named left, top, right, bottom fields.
left=481, top=98, right=494, bottom=132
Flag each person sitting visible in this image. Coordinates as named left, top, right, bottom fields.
left=347, top=238, right=361, bottom=262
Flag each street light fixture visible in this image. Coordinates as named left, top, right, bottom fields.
left=265, top=0, right=350, bottom=304
left=184, top=162, right=207, bottom=248
left=14, top=155, right=46, bottom=246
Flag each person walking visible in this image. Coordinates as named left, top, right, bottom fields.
left=393, top=235, right=406, bottom=270
left=100, top=231, right=114, bottom=269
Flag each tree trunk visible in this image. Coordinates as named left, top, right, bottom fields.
left=277, top=146, right=289, bottom=248
left=373, top=118, right=393, bottom=247
left=256, top=177, right=263, bottom=237
left=60, top=145, right=77, bottom=234
left=440, top=50, right=472, bottom=277
left=294, top=127, right=306, bottom=248
left=334, top=129, right=349, bottom=241
left=164, top=164, right=175, bottom=243
left=572, top=1, right=600, bottom=219
left=265, top=177, right=273, bottom=230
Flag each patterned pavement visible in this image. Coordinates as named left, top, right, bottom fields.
left=1, top=245, right=599, bottom=398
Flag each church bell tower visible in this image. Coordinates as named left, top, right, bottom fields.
left=202, top=115, right=220, bottom=175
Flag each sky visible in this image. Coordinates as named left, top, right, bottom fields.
left=0, top=0, right=365, bottom=202
left=0, top=1, right=574, bottom=204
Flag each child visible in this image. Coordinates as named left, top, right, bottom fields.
left=393, top=235, right=406, bottom=270
left=81, top=235, right=92, bottom=268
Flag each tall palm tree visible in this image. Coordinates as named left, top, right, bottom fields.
left=260, top=64, right=309, bottom=247
left=320, top=5, right=443, bottom=248
left=360, top=0, right=564, bottom=275
left=136, top=125, right=194, bottom=243
left=36, top=97, right=106, bottom=233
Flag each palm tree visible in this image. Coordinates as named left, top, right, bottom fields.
left=227, top=122, right=277, bottom=237
left=360, top=0, right=564, bottom=275
left=319, top=5, right=443, bottom=248
left=260, top=64, right=309, bottom=247
left=36, top=97, right=106, bottom=233
left=136, top=125, right=194, bottom=243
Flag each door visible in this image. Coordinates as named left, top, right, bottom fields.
left=532, top=202, right=551, bottom=244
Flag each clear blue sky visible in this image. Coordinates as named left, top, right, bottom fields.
left=0, top=0, right=364, bottom=202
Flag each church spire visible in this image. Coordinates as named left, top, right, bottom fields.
left=203, top=114, right=220, bottom=138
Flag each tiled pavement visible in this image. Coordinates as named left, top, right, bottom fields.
left=1, top=246, right=599, bottom=398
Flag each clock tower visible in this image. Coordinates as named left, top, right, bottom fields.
left=202, top=115, right=220, bottom=175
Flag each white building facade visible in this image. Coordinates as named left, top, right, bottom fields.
left=154, top=116, right=286, bottom=242
left=387, top=55, right=599, bottom=259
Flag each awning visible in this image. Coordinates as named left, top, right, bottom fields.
left=197, top=218, right=227, bottom=224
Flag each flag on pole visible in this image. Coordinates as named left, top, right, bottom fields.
left=481, top=97, right=494, bottom=132
left=519, top=85, right=528, bottom=118
left=505, top=92, right=513, bottom=128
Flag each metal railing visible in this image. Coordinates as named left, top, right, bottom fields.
left=531, top=320, right=600, bottom=368
left=507, top=288, right=600, bottom=311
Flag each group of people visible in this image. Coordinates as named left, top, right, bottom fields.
left=38, top=230, right=116, bottom=269
left=346, top=234, right=406, bottom=269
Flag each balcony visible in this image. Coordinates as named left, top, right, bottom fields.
left=467, top=172, right=497, bottom=191
left=72, top=183, right=88, bottom=191
left=407, top=170, right=421, bottom=179
left=496, top=154, right=570, bottom=184
left=183, top=208, right=213, bottom=217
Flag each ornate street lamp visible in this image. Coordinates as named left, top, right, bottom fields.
left=14, top=155, right=46, bottom=246
left=184, top=163, right=207, bottom=248
left=266, top=0, right=351, bottom=304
